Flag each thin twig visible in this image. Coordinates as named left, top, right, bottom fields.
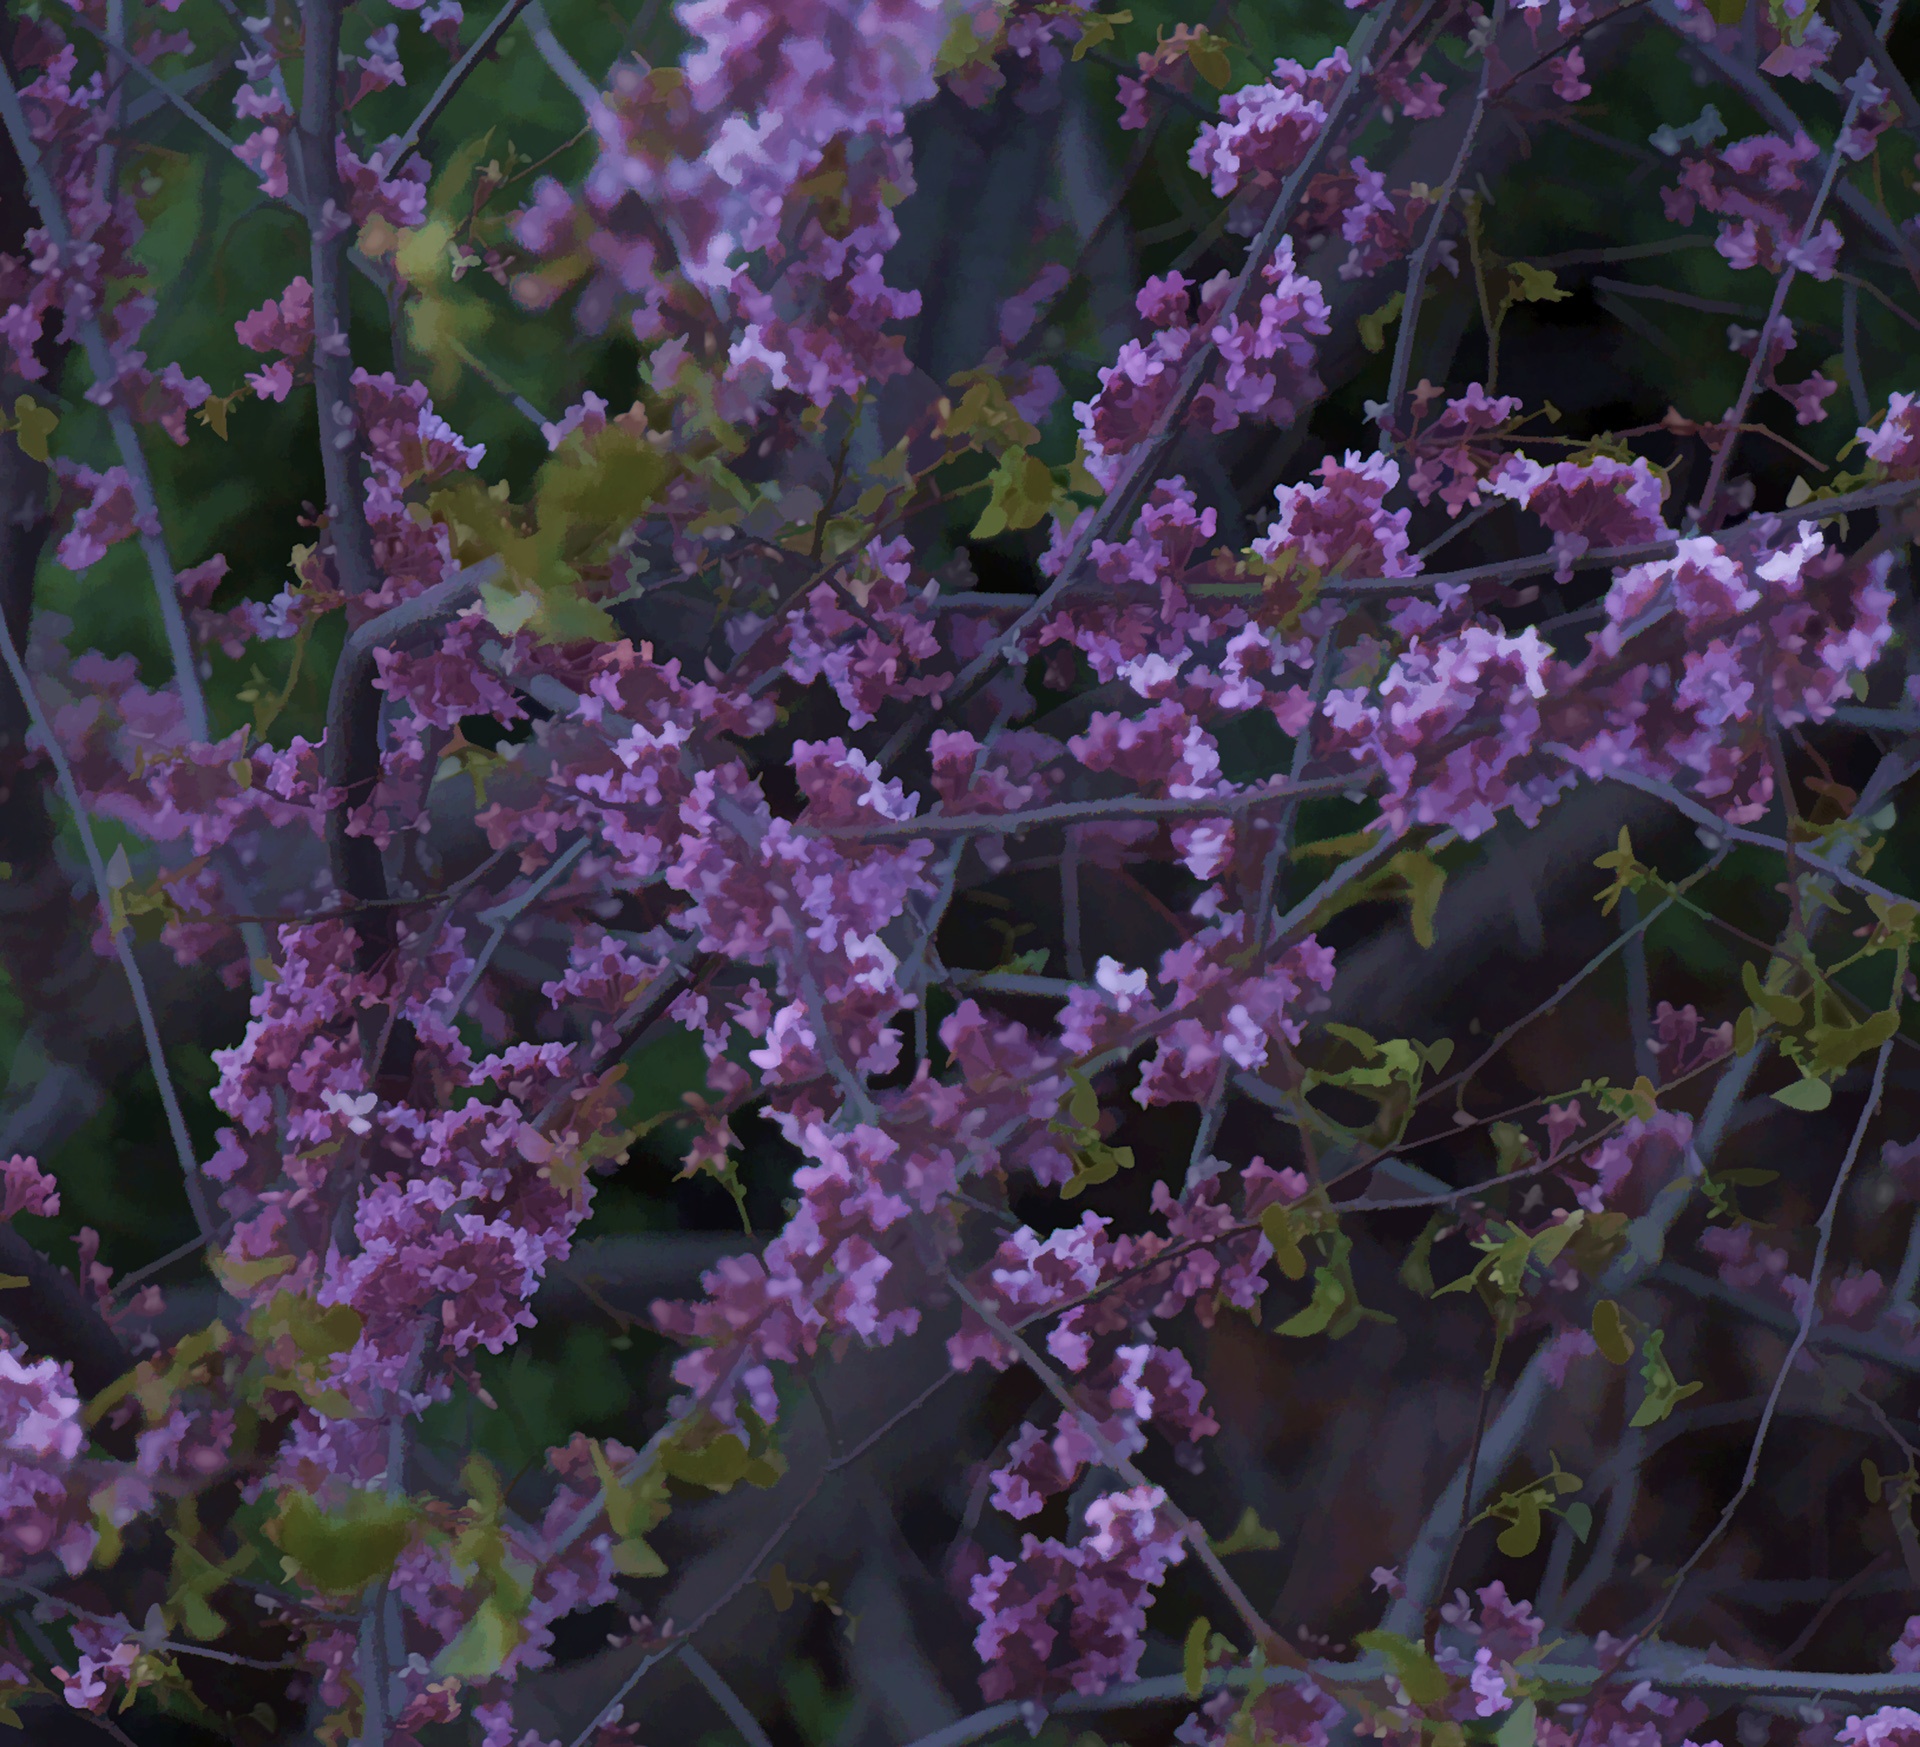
left=446, top=835, right=589, bottom=1020
left=1379, top=1033, right=1769, bottom=1632
left=384, top=0, right=536, bottom=169
left=0, top=598, right=214, bottom=1237
left=524, top=1, right=606, bottom=114
left=0, top=1578, right=297, bottom=1669
left=1691, top=69, right=1877, bottom=528
left=0, top=60, right=210, bottom=741
left=1381, top=0, right=1506, bottom=443
left=1624, top=1024, right=1901, bottom=1651
left=681, top=1645, right=780, bottom=1747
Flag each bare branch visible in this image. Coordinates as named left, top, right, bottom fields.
left=0, top=584, right=215, bottom=1239
left=385, top=0, right=537, bottom=171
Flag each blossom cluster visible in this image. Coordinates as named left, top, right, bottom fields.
left=1, top=0, right=1918, bottom=1736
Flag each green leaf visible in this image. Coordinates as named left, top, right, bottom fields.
left=1495, top=1491, right=1542, bottom=1557
left=1812, top=1005, right=1900, bottom=1072
left=1495, top=1699, right=1539, bottom=1747
left=1490, top=1122, right=1536, bottom=1176
left=1259, top=1203, right=1308, bottom=1281
left=1068, top=1070, right=1100, bottom=1131
left=1354, top=1630, right=1449, bottom=1708
left=1772, top=1076, right=1833, bottom=1112
left=1062, top=1141, right=1134, bottom=1200
left=1629, top=1328, right=1705, bottom=1428
left=435, top=1597, right=522, bottom=1679
left=659, top=1432, right=782, bottom=1493
left=269, top=1492, right=414, bottom=1593
left=480, top=579, right=541, bottom=635
left=1358, top=292, right=1406, bottom=354
left=1592, top=1299, right=1634, bottom=1365
left=1742, top=959, right=1804, bottom=1027
left=1508, top=262, right=1571, bottom=303
left=1185, top=29, right=1231, bottom=87
left=1069, top=7, right=1130, bottom=58
left=1392, top=850, right=1446, bottom=949
left=1865, top=1458, right=1886, bottom=1503
left=1184, top=1615, right=1211, bottom=1699
left=972, top=449, right=1058, bottom=539
left=611, top=1534, right=668, bottom=1577
left=1563, top=1501, right=1593, bottom=1543
left=1399, top=1213, right=1447, bottom=1298
left=1210, top=1506, right=1282, bottom=1557
left=9, top=396, right=56, bottom=464
left=588, top=1440, right=671, bottom=1548
left=1325, top=1022, right=1380, bottom=1060
left=934, top=9, right=990, bottom=73
left=1593, top=827, right=1647, bottom=916
left=1705, top=0, right=1747, bottom=23
left=1419, top=1037, right=1455, bottom=1072
left=1275, top=1267, right=1345, bottom=1336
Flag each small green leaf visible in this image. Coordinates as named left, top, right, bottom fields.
left=1325, top=1022, right=1381, bottom=1059
left=1865, top=1457, right=1886, bottom=1503
left=10, top=397, right=57, bottom=464
left=1773, top=1076, right=1833, bottom=1112
left=1742, top=960, right=1804, bottom=1027
left=1399, top=1213, right=1446, bottom=1298
left=1068, top=7, right=1130, bottom=58
left=1275, top=1268, right=1344, bottom=1336
left=480, top=579, right=541, bottom=635
left=1495, top=1491, right=1542, bottom=1557
left=1068, top=1070, right=1100, bottom=1131
left=1210, top=1506, right=1281, bottom=1557
left=1185, top=29, right=1231, bottom=88
left=1508, top=262, right=1571, bottom=303
left=1629, top=1328, right=1705, bottom=1428
left=435, top=1597, right=522, bottom=1679
left=1358, top=292, right=1406, bottom=354
left=660, top=1432, right=782, bottom=1492
left=1592, top=1299, right=1634, bottom=1365
left=1184, top=1615, right=1211, bottom=1699
left=1563, top=1501, right=1593, bottom=1543
left=1259, top=1203, right=1307, bottom=1281
left=934, top=10, right=990, bottom=73
left=1392, top=850, right=1446, bottom=950
left=269, top=1492, right=414, bottom=1593
left=972, top=449, right=1058, bottom=539
left=1354, top=1630, right=1449, bottom=1707
left=1812, top=1006, right=1900, bottom=1072
left=611, top=1534, right=667, bottom=1577
left=1495, top=1699, right=1539, bottom=1747
left=1490, top=1122, right=1535, bottom=1176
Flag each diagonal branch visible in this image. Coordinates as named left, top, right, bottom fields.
left=384, top=0, right=536, bottom=171
left=0, top=586, right=215, bottom=1239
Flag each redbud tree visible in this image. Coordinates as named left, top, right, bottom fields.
left=4, top=0, right=1920, bottom=1740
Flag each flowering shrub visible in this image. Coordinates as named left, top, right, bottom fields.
left=4, top=0, right=1920, bottom=1741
